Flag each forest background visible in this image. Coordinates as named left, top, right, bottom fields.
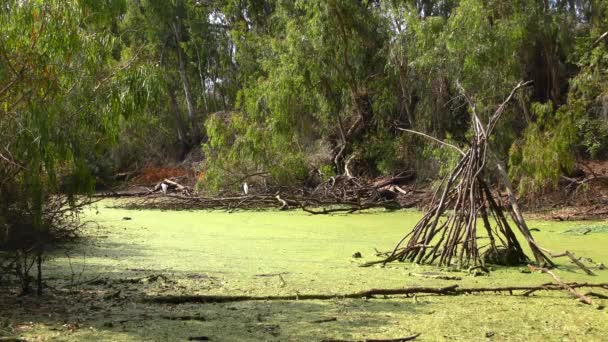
left=4, top=0, right=608, bottom=197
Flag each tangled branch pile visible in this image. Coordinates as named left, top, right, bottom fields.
left=106, top=173, right=426, bottom=212
left=369, top=82, right=553, bottom=268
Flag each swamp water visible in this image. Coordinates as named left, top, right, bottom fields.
left=2, top=203, right=607, bottom=341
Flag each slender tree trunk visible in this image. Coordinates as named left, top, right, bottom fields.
left=168, top=85, right=189, bottom=158
left=194, top=44, right=209, bottom=114
left=173, top=21, right=199, bottom=146
left=397, top=63, right=414, bottom=127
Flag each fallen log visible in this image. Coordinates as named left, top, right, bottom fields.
left=322, top=333, right=421, bottom=342
left=585, top=292, right=608, bottom=299
left=105, top=187, right=420, bottom=213
left=92, top=189, right=154, bottom=198
left=144, top=282, right=608, bottom=304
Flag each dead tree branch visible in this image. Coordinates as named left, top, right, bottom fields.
left=528, top=265, right=594, bottom=305
left=145, top=282, right=608, bottom=304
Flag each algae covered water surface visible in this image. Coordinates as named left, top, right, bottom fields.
left=3, top=203, right=608, bottom=341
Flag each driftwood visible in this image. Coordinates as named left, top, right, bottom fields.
left=300, top=201, right=401, bottom=215
left=93, top=189, right=154, bottom=198
left=95, top=177, right=193, bottom=198
left=145, top=282, right=608, bottom=304
left=153, top=178, right=192, bottom=196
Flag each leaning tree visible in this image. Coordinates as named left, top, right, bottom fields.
left=369, top=82, right=555, bottom=268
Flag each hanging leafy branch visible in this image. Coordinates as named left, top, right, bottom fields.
left=0, top=0, right=156, bottom=294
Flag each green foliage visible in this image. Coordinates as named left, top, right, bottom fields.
left=4, top=0, right=608, bottom=199
left=416, top=134, right=463, bottom=183
left=318, top=164, right=337, bottom=182
left=509, top=102, right=577, bottom=193
left=569, top=36, right=608, bottom=158
left=509, top=5, right=608, bottom=192
left=0, top=0, right=159, bottom=294
left=200, top=0, right=391, bottom=190
left=195, top=0, right=608, bottom=192
left=0, top=0, right=154, bottom=234
left=201, top=109, right=309, bottom=192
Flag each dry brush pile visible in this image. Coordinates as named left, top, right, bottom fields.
left=368, top=82, right=554, bottom=268
left=102, top=172, right=427, bottom=213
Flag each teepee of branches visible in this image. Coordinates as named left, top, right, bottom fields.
left=373, top=81, right=554, bottom=268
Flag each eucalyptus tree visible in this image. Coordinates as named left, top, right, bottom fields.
left=200, top=0, right=608, bottom=194
left=380, top=0, right=608, bottom=191
left=203, top=0, right=405, bottom=190
left=509, top=0, right=608, bottom=193
left=0, top=0, right=157, bottom=293
left=118, top=0, right=238, bottom=160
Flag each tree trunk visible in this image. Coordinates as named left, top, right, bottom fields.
left=173, top=21, right=199, bottom=146
left=168, top=85, right=190, bottom=158
left=332, top=91, right=373, bottom=175
left=194, top=43, right=209, bottom=115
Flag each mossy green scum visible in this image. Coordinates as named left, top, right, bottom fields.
left=7, top=202, right=608, bottom=341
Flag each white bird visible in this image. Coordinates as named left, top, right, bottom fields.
left=242, top=182, right=249, bottom=195
left=161, top=183, right=168, bottom=195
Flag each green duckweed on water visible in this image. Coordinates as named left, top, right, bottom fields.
left=2, top=201, right=607, bottom=341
